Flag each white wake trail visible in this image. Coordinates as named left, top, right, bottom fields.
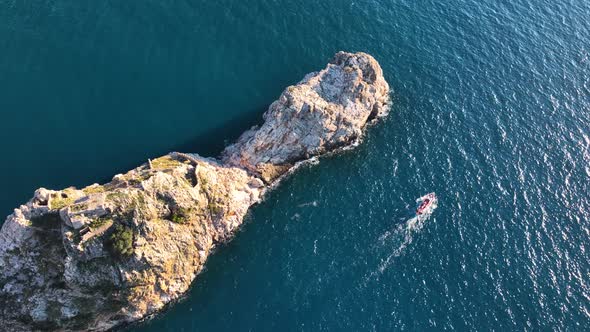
left=376, top=213, right=430, bottom=274
left=366, top=196, right=438, bottom=281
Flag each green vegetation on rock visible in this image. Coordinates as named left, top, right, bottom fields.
left=82, top=185, right=105, bottom=195
left=49, top=192, right=75, bottom=210
left=70, top=203, right=88, bottom=213
left=106, top=191, right=126, bottom=203
left=126, top=171, right=152, bottom=186
left=196, top=171, right=225, bottom=215
left=151, top=156, right=183, bottom=170
left=171, top=213, right=187, bottom=224
left=50, top=196, right=75, bottom=210
left=170, top=207, right=190, bottom=224
left=109, top=224, right=134, bottom=257
left=89, top=217, right=112, bottom=229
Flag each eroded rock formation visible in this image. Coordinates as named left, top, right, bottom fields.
left=0, top=52, right=389, bottom=331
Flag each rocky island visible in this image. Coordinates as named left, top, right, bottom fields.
left=0, top=52, right=390, bottom=331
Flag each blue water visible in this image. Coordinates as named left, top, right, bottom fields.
left=1, top=0, right=590, bottom=330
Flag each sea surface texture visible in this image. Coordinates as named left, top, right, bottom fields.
left=1, top=0, right=589, bottom=330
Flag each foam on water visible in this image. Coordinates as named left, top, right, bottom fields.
left=372, top=195, right=438, bottom=277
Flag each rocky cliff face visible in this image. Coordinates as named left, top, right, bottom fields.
left=0, top=52, right=389, bottom=331
left=222, top=51, right=390, bottom=182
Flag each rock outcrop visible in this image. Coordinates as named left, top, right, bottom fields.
left=0, top=52, right=389, bottom=331
left=222, top=51, right=390, bottom=182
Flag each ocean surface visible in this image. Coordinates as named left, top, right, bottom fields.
left=1, top=0, right=589, bottom=330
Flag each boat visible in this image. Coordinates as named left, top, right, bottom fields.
left=416, top=193, right=436, bottom=215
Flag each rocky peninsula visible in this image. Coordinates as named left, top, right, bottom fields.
left=0, top=52, right=389, bottom=331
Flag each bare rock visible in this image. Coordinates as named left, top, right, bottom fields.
left=0, top=52, right=389, bottom=331
left=222, top=51, right=389, bottom=179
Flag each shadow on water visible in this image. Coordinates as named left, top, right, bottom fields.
left=98, top=106, right=268, bottom=189
left=0, top=107, right=267, bottom=221
left=171, top=106, right=266, bottom=158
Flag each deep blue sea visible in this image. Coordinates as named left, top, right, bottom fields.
left=1, top=0, right=590, bottom=330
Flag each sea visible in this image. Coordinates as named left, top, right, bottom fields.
left=1, top=0, right=589, bottom=330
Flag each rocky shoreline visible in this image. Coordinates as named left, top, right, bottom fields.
left=0, top=52, right=389, bottom=331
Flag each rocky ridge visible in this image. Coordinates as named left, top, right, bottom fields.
left=0, top=52, right=389, bottom=331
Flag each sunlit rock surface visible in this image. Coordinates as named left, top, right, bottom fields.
left=0, top=52, right=389, bottom=331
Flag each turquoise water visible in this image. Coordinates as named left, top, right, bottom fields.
left=2, top=0, right=590, bottom=330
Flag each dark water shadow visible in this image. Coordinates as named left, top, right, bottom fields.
left=97, top=106, right=267, bottom=185
left=171, top=106, right=266, bottom=158
left=0, top=107, right=267, bottom=221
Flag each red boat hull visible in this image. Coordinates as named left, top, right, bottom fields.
left=416, top=198, right=432, bottom=214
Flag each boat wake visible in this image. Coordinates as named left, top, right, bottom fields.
left=366, top=194, right=438, bottom=281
